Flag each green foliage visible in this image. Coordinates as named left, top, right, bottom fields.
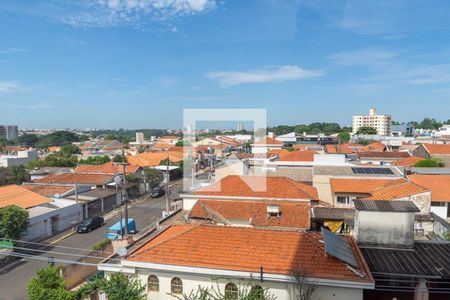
left=78, top=273, right=145, bottom=300
left=0, top=166, right=30, bottom=185
left=0, top=205, right=29, bottom=240
left=0, top=136, right=7, bottom=149
left=126, top=173, right=139, bottom=183
left=79, top=155, right=111, bottom=165
left=357, top=139, right=376, bottom=146
left=28, top=266, right=75, bottom=300
left=36, top=131, right=81, bottom=149
left=414, top=158, right=444, bottom=167
left=144, top=168, right=163, bottom=188
left=112, top=154, right=127, bottom=163
left=26, top=153, right=78, bottom=169
left=172, top=283, right=276, bottom=300
left=337, top=131, right=350, bottom=143
left=356, top=127, right=378, bottom=135
left=59, top=144, right=81, bottom=156
left=269, top=123, right=342, bottom=136
left=175, top=140, right=192, bottom=147
left=416, top=118, right=443, bottom=130
left=92, top=239, right=112, bottom=251
left=18, top=134, right=39, bottom=147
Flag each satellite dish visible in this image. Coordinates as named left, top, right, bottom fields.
left=116, top=246, right=128, bottom=257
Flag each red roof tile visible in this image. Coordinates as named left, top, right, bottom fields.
left=195, top=175, right=318, bottom=200
left=364, top=179, right=429, bottom=200
left=22, top=185, right=74, bottom=197
left=189, top=199, right=310, bottom=229
left=35, top=173, right=114, bottom=185
left=331, top=178, right=393, bottom=194
left=422, top=143, right=450, bottom=155
left=0, top=185, right=50, bottom=209
left=279, top=151, right=316, bottom=162
left=408, top=175, right=450, bottom=202
left=74, top=162, right=140, bottom=175
left=254, top=137, right=283, bottom=145
left=392, top=156, right=424, bottom=167
left=127, top=225, right=373, bottom=283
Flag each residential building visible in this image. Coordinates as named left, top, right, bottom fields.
left=391, top=123, right=415, bottom=137
left=98, top=225, right=374, bottom=300
left=236, top=122, right=244, bottom=131
left=127, top=151, right=183, bottom=167
left=356, top=151, right=411, bottom=165
left=408, top=174, right=450, bottom=219
left=0, top=150, right=38, bottom=167
left=0, top=124, right=18, bottom=140
left=251, top=137, right=283, bottom=153
left=352, top=108, right=392, bottom=136
left=74, top=161, right=141, bottom=175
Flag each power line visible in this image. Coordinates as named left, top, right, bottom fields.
left=2, top=252, right=99, bottom=267
left=0, top=238, right=113, bottom=254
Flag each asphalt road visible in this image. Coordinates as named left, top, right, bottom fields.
left=0, top=180, right=184, bottom=300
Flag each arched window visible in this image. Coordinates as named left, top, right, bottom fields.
left=250, top=285, right=264, bottom=300
left=171, top=277, right=183, bottom=295
left=147, top=275, right=159, bottom=292
left=224, top=283, right=238, bottom=299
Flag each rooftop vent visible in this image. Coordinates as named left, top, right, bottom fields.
left=267, top=204, right=281, bottom=217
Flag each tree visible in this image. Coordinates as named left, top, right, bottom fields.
left=172, top=283, right=276, bottom=300
left=144, top=168, right=163, bottom=188
left=356, top=127, right=378, bottom=135
left=0, top=205, right=29, bottom=240
left=417, top=118, right=442, bottom=130
left=337, top=132, right=350, bottom=143
left=59, top=144, right=81, bottom=156
left=28, top=266, right=75, bottom=300
left=18, top=134, right=39, bottom=147
left=79, top=155, right=111, bottom=165
left=77, top=273, right=145, bottom=300
left=9, top=165, right=30, bottom=184
left=175, top=140, right=192, bottom=147
left=112, top=154, right=127, bottom=163
left=36, top=131, right=81, bottom=149
left=26, top=153, right=78, bottom=169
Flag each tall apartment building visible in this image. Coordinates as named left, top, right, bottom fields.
left=352, top=108, right=391, bottom=136
left=0, top=125, right=18, bottom=140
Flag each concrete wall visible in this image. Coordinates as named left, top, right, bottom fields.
left=430, top=154, right=450, bottom=167
left=431, top=202, right=448, bottom=219
left=313, top=175, right=333, bottom=205
left=355, top=211, right=415, bottom=247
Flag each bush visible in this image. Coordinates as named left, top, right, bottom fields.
left=28, top=266, right=75, bottom=300
left=93, top=239, right=112, bottom=251
left=414, top=159, right=444, bottom=167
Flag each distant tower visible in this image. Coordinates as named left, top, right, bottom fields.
left=352, top=107, right=392, bottom=136
left=136, top=132, right=145, bottom=143
left=237, top=123, right=244, bottom=131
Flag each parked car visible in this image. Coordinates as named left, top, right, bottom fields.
left=151, top=187, right=165, bottom=198
left=75, top=217, right=105, bottom=233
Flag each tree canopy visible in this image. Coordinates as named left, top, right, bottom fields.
left=337, top=131, right=350, bottom=143
left=0, top=166, right=30, bottom=186
left=79, top=155, right=111, bottom=165
left=356, top=127, right=378, bottom=135
left=0, top=205, right=29, bottom=240
left=28, top=266, right=75, bottom=300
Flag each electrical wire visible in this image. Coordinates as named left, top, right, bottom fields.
left=0, top=238, right=113, bottom=254
left=2, top=252, right=100, bottom=267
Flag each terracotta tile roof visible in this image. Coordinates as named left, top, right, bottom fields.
left=189, top=199, right=310, bottom=229
left=326, top=145, right=353, bottom=154
left=127, top=151, right=183, bottom=167
left=195, top=175, right=318, bottom=200
left=47, top=146, right=61, bottom=153
left=159, top=135, right=179, bottom=140
left=364, top=179, right=429, bottom=200
left=35, top=173, right=114, bottom=185
left=267, top=149, right=290, bottom=158
left=127, top=225, right=373, bottom=283
left=0, top=185, right=50, bottom=209
left=331, top=178, right=393, bottom=194
left=22, top=185, right=74, bottom=197
left=279, top=150, right=316, bottom=162
left=293, top=144, right=322, bottom=151
left=422, top=143, right=450, bottom=155
left=254, top=137, right=283, bottom=145
left=74, top=162, right=140, bottom=175
left=393, top=156, right=424, bottom=167
left=408, top=175, right=450, bottom=202
left=152, top=142, right=173, bottom=149
left=167, top=146, right=185, bottom=153
left=360, top=142, right=386, bottom=152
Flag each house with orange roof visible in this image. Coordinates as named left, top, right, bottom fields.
left=0, top=185, right=83, bottom=241
left=392, top=156, right=424, bottom=167
left=329, top=178, right=431, bottom=213
left=98, top=225, right=374, bottom=300
left=278, top=150, right=316, bottom=162
left=356, top=151, right=411, bottom=165
left=182, top=175, right=318, bottom=210
left=409, top=174, right=450, bottom=218
left=413, top=143, right=450, bottom=166
left=360, top=142, right=386, bottom=152
left=127, top=151, right=183, bottom=168
left=74, top=161, right=141, bottom=175
left=158, top=135, right=180, bottom=145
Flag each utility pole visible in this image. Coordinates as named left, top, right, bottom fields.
left=165, top=154, right=170, bottom=214
left=117, top=150, right=129, bottom=234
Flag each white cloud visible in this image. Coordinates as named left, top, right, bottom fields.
left=57, top=0, right=217, bottom=28
left=0, top=81, right=21, bottom=93
left=206, top=65, right=323, bottom=87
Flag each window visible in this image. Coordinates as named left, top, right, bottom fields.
left=171, top=277, right=183, bottom=295
left=337, top=196, right=350, bottom=205
left=147, top=275, right=159, bottom=292
left=224, top=283, right=238, bottom=299
left=249, top=285, right=264, bottom=300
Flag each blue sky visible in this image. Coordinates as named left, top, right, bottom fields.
left=1, top=0, right=450, bottom=129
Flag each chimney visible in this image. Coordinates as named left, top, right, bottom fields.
left=267, top=204, right=281, bottom=218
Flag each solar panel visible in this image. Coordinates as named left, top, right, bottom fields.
left=351, top=167, right=394, bottom=175
left=321, top=228, right=358, bottom=268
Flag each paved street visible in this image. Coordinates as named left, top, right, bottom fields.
left=0, top=180, right=184, bottom=300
